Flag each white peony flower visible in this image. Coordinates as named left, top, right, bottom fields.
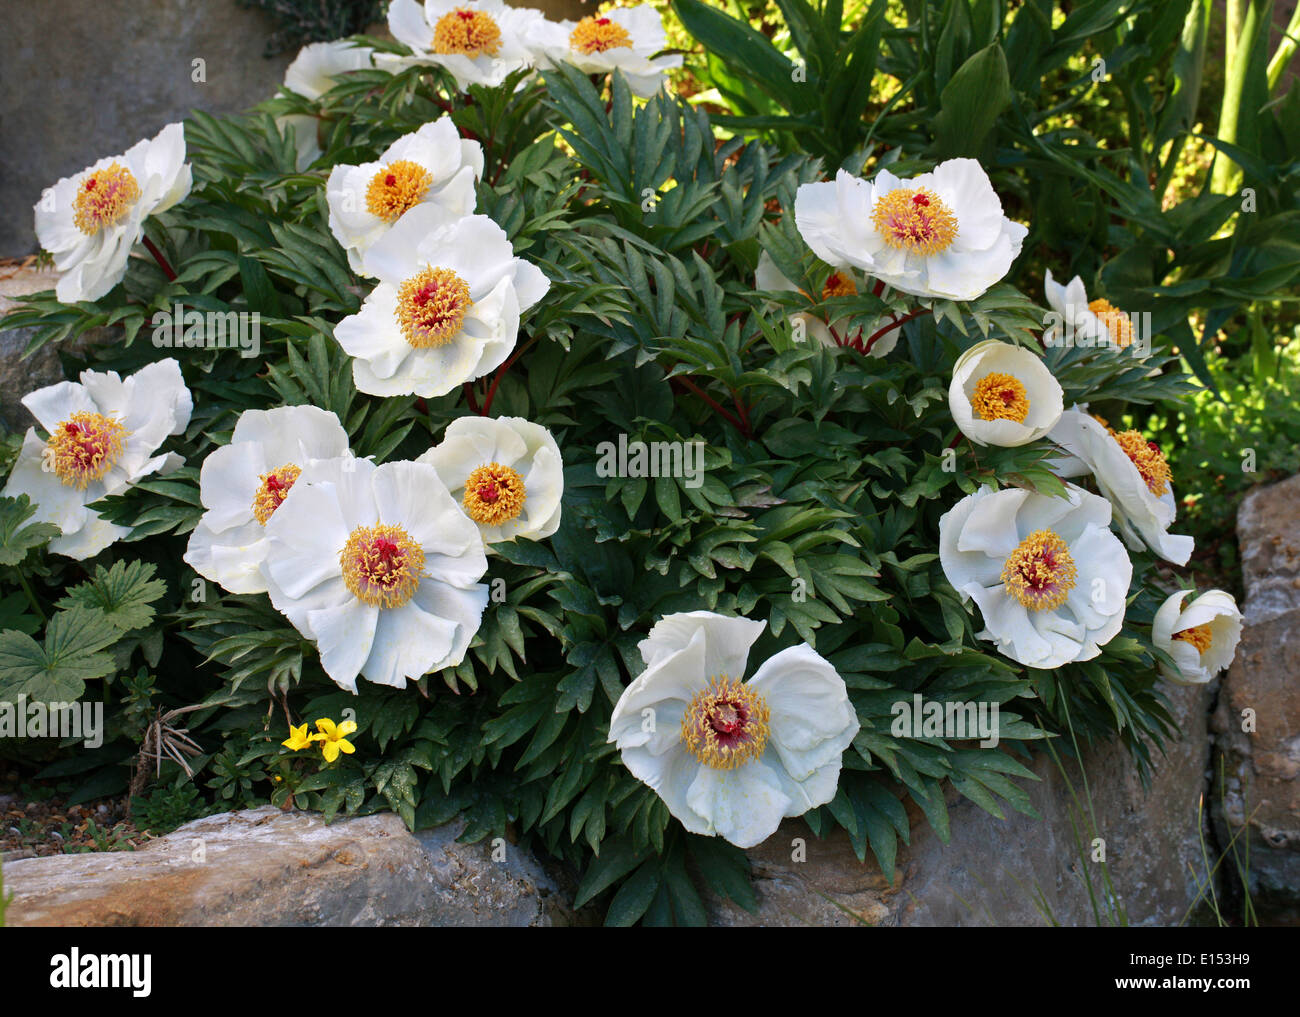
left=261, top=456, right=489, bottom=693
left=325, top=117, right=483, bottom=274
left=949, top=339, right=1063, bottom=447
left=279, top=40, right=376, bottom=170
left=2, top=359, right=192, bottom=560
left=1048, top=408, right=1193, bottom=565
left=939, top=483, right=1131, bottom=669
left=417, top=415, right=563, bottom=547
left=35, top=123, right=192, bottom=303
left=1043, top=268, right=1137, bottom=351
left=1152, top=589, right=1242, bottom=685
left=755, top=252, right=900, bottom=356
left=607, top=611, right=860, bottom=849
left=533, top=5, right=682, bottom=97
left=384, top=0, right=547, bottom=89
left=793, top=159, right=1027, bottom=302
left=183, top=405, right=351, bottom=595
left=334, top=202, right=550, bottom=398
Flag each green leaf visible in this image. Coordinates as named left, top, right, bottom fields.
left=0, top=606, right=119, bottom=703
left=930, top=43, right=1012, bottom=159
left=605, top=859, right=661, bottom=926
left=55, top=560, right=166, bottom=632
left=0, top=495, right=60, bottom=565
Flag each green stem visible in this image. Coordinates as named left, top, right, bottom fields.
left=15, top=569, right=46, bottom=623
left=1211, top=0, right=1265, bottom=194
left=1266, top=1, right=1300, bottom=91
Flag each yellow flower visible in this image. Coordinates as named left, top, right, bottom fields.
left=281, top=723, right=314, bottom=752
left=312, top=718, right=358, bottom=763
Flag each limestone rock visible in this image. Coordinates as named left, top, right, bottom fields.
left=4, top=806, right=581, bottom=927
left=1212, top=474, right=1300, bottom=923
left=0, top=263, right=112, bottom=431
left=706, top=681, right=1213, bottom=927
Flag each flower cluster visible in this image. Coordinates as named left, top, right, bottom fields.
left=381, top=0, right=680, bottom=95
left=283, top=718, right=358, bottom=762
left=184, top=409, right=564, bottom=693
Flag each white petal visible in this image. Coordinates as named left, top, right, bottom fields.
left=745, top=643, right=859, bottom=781
left=637, top=610, right=765, bottom=680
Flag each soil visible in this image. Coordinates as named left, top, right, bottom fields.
left=0, top=767, right=148, bottom=861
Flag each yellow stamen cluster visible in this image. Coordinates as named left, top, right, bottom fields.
left=1172, top=623, right=1212, bottom=654
left=821, top=271, right=856, bottom=299
left=871, top=186, right=958, bottom=255
left=251, top=463, right=302, bottom=525
left=1001, top=529, right=1077, bottom=612
left=1087, top=298, right=1134, bottom=348
left=570, top=15, right=633, bottom=54
left=432, top=7, right=502, bottom=57
left=971, top=372, right=1030, bottom=423
left=1111, top=430, right=1172, bottom=497
left=365, top=160, right=434, bottom=223
left=340, top=523, right=425, bottom=608
left=681, top=676, right=771, bottom=770
left=45, top=411, right=129, bottom=489
left=463, top=463, right=526, bottom=526
left=73, top=162, right=141, bottom=235
left=395, top=266, right=473, bottom=348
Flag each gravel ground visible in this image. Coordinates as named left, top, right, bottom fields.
left=0, top=767, right=148, bottom=861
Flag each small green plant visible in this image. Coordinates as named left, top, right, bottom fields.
left=0, top=855, right=13, bottom=927
left=130, top=782, right=216, bottom=835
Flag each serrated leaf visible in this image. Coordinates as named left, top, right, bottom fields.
left=0, top=606, right=119, bottom=703
left=55, top=560, right=166, bottom=632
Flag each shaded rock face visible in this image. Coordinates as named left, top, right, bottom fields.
left=4, top=807, right=582, bottom=927
left=0, top=0, right=293, bottom=254
left=0, top=265, right=120, bottom=432
left=706, top=681, right=1214, bottom=927
left=1213, top=474, right=1300, bottom=924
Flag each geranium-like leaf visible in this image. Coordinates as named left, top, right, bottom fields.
left=55, top=560, right=167, bottom=632
left=0, top=495, right=60, bottom=566
left=0, top=606, right=119, bottom=703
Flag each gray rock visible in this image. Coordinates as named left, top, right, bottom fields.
left=706, top=681, right=1214, bottom=927
left=3, top=806, right=583, bottom=927
left=1212, top=474, right=1300, bottom=924
left=0, top=263, right=113, bottom=432
left=0, top=0, right=293, bottom=254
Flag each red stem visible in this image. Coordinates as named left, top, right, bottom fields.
left=732, top=391, right=752, bottom=437
left=862, top=307, right=932, bottom=354
left=675, top=375, right=745, bottom=432
left=481, top=334, right=538, bottom=416
left=142, top=235, right=176, bottom=282
left=463, top=381, right=481, bottom=414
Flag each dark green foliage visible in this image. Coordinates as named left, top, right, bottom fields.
left=238, top=0, right=389, bottom=56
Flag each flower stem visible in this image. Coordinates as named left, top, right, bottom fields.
left=862, top=306, right=932, bottom=354
left=463, top=381, right=481, bottom=414
left=481, top=334, right=538, bottom=416
left=142, top=235, right=177, bottom=282
left=675, top=375, right=745, bottom=433
left=15, top=569, right=46, bottom=623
